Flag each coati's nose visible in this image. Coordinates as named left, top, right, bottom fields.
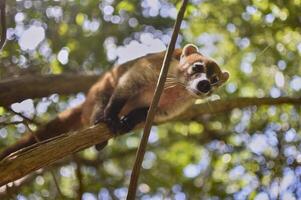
left=197, top=80, right=211, bottom=93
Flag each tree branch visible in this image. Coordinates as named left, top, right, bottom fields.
left=127, top=0, right=188, bottom=198
left=0, top=0, right=6, bottom=50
left=179, top=96, right=301, bottom=120
left=0, top=74, right=100, bottom=107
left=0, top=96, right=300, bottom=186
left=0, top=124, right=112, bottom=187
left=0, top=171, right=42, bottom=199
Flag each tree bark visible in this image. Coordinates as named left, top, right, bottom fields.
left=0, top=74, right=100, bottom=107
left=0, top=96, right=300, bottom=186
left=180, top=96, right=301, bottom=119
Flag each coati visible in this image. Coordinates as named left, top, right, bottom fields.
left=0, top=44, right=229, bottom=160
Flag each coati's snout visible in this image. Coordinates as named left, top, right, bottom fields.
left=178, top=44, right=229, bottom=97
left=196, top=80, right=211, bottom=93
left=186, top=72, right=212, bottom=95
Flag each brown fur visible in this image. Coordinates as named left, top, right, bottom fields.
left=0, top=45, right=228, bottom=160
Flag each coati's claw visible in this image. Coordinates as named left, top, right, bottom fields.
left=93, top=117, right=103, bottom=125
left=119, top=116, right=134, bottom=133
left=93, top=112, right=105, bottom=125
left=103, top=116, right=123, bottom=135
left=93, top=115, right=122, bottom=134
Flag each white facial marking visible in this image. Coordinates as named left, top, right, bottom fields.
left=193, top=61, right=205, bottom=67
left=191, top=73, right=207, bottom=90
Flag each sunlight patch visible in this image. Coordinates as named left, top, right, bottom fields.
left=18, top=25, right=45, bottom=51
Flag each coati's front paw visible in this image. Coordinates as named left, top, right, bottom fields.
left=119, top=116, right=135, bottom=133
left=93, top=112, right=135, bottom=134
left=102, top=116, right=134, bottom=135
left=103, top=116, right=124, bottom=134
left=93, top=114, right=121, bottom=134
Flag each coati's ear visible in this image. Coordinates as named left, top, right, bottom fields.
left=221, top=71, right=230, bottom=82
left=182, top=44, right=198, bottom=57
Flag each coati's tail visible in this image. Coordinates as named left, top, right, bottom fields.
left=0, top=104, right=83, bottom=160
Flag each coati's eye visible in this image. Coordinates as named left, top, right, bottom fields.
left=192, top=62, right=205, bottom=73
left=210, top=75, right=219, bottom=84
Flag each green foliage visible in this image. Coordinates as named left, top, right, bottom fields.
left=0, top=0, right=301, bottom=199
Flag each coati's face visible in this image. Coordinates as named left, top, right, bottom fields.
left=177, top=44, right=229, bottom=97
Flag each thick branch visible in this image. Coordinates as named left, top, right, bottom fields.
left=0, top=96, right=300, bottom=186
left=0, top=124, right=112, bottom=186
left=180, top=96, right=301, bottom=119
left=0, top=74, right=99, bottom=107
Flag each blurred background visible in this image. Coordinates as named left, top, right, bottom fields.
left=0, top=0, right=301, bottom=199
